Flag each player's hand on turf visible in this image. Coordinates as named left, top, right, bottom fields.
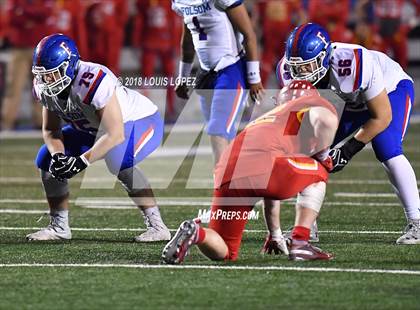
left=175, top=83, right=190, bottom=100
left=49, top=153, right=88, bottom=179
left=329, top=137, right=365, bottom=173
left=249, top=82, right=264, bottom=105
left=261, top=234, right=289, bottom=255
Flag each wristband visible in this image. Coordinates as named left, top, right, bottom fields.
left=246, top=61, right=261, bottom=84
left=342, top=137, right=365, bottom=159
left=80, top=154, right=90, bottom=167
left=179, top=61, right=193, bottom=78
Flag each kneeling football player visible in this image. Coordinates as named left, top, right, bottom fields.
left=163, top=81, right=339, bottom=263
left=27, top=34, right=170, bottom=242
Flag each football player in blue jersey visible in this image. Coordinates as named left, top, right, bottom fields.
left=26, top=34, right=170, bottom=242
left=172, top=0, right=264, bottom=164
left=269, top=23, right=419, bottom=245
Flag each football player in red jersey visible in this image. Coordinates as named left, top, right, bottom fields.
left=255, top=0, right=306, bottom=85
left=53, top=0, right=88, bottom=58
left=133, top=0, right=182, bottom=119
left=372, top=0, right=410, bottom=69
left=1, top=0, right=57, bottom=130
left=308, top=0, right=353, bottom=43
left=163, top=81, right=339, bottom=263
left=84, top=0, right=127, bottom=75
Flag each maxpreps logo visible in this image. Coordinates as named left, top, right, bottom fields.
left=197, top=209, right=259, bottom=223
left=180, top=1, right=211, bottom=16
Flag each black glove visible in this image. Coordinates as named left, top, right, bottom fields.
left=49, top=152, right=89, bottom=180
left=329, top=137, right=365, bottom=173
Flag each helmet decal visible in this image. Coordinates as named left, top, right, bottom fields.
left=60, top=41, right=72, bottom=58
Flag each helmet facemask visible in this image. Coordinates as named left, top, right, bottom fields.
left=32, top=61, right=72, bottom=97
left=286, top=50, right=329, bottom=85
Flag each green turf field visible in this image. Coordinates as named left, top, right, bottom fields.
left=1, top=125, right=420, bottom=309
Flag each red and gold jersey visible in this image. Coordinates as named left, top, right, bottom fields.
left=215, top=95, right=336, bottom=186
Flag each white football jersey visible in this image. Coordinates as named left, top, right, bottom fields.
left=278, top=42, right=413, bottom=111
left=172, top=0, right=244, bottom=71
left=33, top=61, right=158, bottom=135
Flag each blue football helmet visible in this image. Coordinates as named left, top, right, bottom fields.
left=32, top=34, right=79, bottom=97
left=285, top=23, right=332, bottom=85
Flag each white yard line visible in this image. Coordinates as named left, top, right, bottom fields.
left=0, top=226, right=402, bottom=234
left=0, top=209, right=47, bottom=214
left=0, top=263, right=418, bottom=276
left=334, top=192, right=410, bottom=198
left=1, top=176, right=419, bottom=186
left=0, top=199, right=401, bottom=207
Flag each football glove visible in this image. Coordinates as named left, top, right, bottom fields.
left=261, top=234, right=289, bottom=256
left=49, top=152, right=89, bottom=180
left=329, top=137, right=365, bottom=173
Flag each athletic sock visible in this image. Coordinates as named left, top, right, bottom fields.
left=291, top=225, right=310, bottom=246
left=383, top=155, right=420, bottom=221
left=193, top=224, right=206, bottom=244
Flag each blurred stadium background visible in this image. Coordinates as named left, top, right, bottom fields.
left=0, top=0, right=419, bottom=131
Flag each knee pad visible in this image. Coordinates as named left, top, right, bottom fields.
left=35, top=144, right=52, bottom=171
left=117, top=166, right=151, bottom=196
left=296, top=181, right=326, bottom=213
left=41, top=170, right=69, bottom=198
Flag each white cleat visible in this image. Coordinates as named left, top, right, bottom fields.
left=134, top=225, right=171, bottom=242
left=26, top=215, right=71, bottom=241
left=396, top=220, right=420, bottom=245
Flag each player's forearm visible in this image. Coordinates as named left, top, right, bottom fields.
left=242, top=31, right=259, bottom=62
left=43, top=130, right=65, bottom=155
left=181, top=25, right=195, bottom=64
left=82, top=133, right=125, bottom=164
left=263, top=200, right=281, bottom=232
left=310, top=107, right=338, bottom=151
left=355, top=117, right=391, bottom=144
left=313, top=118, right=338, bottom=151
left=356, top=90, right=392, bottom=143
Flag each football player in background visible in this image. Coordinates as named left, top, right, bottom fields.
left=27, top=34, right=170, bottom=242
left=171, top=0, right=264, bottom=165
left=254, top=0, right=306, bottom=86
left=277, top=23, right=419, bottom=244
left=0, top=0, right=56, bottom=130
left=372, top=0, right=410, bottom=69
left=132, top=0, right=181, bottom=120
left=53, top=0, right=88, bottom=58
left=84, top=0, right=128, bottom=75
left=163, top=80, right=339, bottom=263
left=307, top=0, right=353, bottom=43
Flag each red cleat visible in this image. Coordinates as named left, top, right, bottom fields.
left=288, top=243, right=334, bottom=261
